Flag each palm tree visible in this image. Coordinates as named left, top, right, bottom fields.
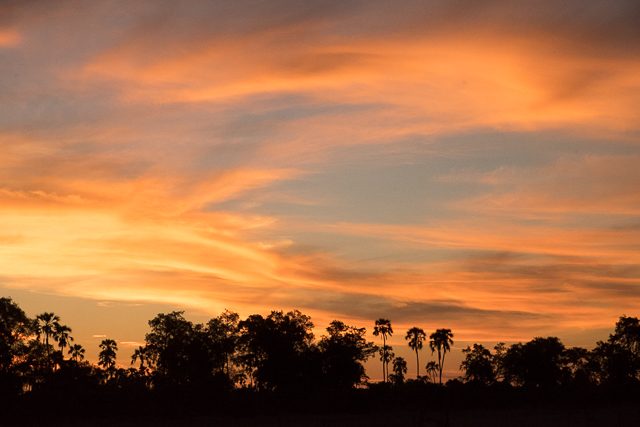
left=68, top=344, right=85, bottom=362
left=36, top=312, right=61, bottom=366
left=378, top=345, right=395, bottom=383
left=36, top=312, right=60, bottom=346
left=405, top=327, right=426, bottom=378
left=390, top=356, right=408, bottom=384
left=98, top=339, right=118, bottom=378
left=131, top=345, right=149, bottom=374
left=429, top=328, right=454, bottom=384
left=425, top=361, right=439, bottom=383
left=54, top=323, right=73, bottom=357
left=373, top=318, right=393, bottom=382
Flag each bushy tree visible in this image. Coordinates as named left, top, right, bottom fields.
left=206, top=310, right=240, bottom=378
left=460, top=344, right=495, bottom=385
left=592, top=340, right=638, bottom=385
left=502, top=337, right=565, bottom=388
left=0, top=298, right=32, bottom=375
left=143, top=311, right=217, bottom=387
left=318, top=320, right=376, bottom=389
left=238, top=310, right=315, bottom=391
left=561, top=346, right=596, bottom=386
left=0, top=298, right=34, bottom=396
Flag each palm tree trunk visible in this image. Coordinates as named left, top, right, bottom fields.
left=382, top=336, right=387, bottom=383
left=438, top=348, right=442, bottom=384
left=441, top=351, right=446, bottom=385
left=416, top=349, right=420, bottom=378
left=45, top=333, right=51, bottom=370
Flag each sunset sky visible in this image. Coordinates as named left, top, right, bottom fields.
left=2, top=0, right=640, bottom=377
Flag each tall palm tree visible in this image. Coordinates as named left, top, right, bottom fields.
left=429, top=328, right=454, bottom=384
left=36, top=312, right=60, bottom=347
left=54, top=323, right=73, bottom=358
left=405, top=327, right=426, bottom=378
left=36, top=312, right=61, bottom=366
left=378, top=345, right=395, bottom=383
left=68, top=344, right=85, bottom=362
left=373, top=318, right=393, bottom=382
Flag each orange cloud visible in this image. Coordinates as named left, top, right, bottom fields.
left=78, top=28, right=640, bottom=140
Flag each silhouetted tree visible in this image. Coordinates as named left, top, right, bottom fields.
left=425, top=361, right=439, bottom=383
left=19, top=338, right=51, bottom=388
left=0, top=298, right=31, bottom=374
left=405, top=327, right=426, bottom=379
left=592, top=340, right=638, bottom=386
left=492, top=342, right=508, bottom=382
left=561, top=346, right=596, bottom=386
left=0, top=297, right=33, bottom=396
left=238, top=310, right=315, bottom=391
left=585, top=316, right=640, bottom=386
left=502, top=337, right=565, bottom=388
left=373, top=318, right=393, bottom=382
left=378, top=345, right=395, bottom=383
left=143, top=311, right=216, bottom=387
left=54, top=323, right=73, bottom=359
left=36, top=312, right=60, bottom=367
left=7, top=294, right=640, bottom=421
left=429, top=328, right=453, bottom=384
left=389, top=356, right=408, bottom=385
left=98, top=338, right=118, bottom=379
left=611, top=315, right=640, bottom=355
left=206, top=310, right=240, bottom=378
left=460, top=344, right=495, bottom=385
left=68, top=343, right=85, bottom=362
left=318, top=320, right=376, bottom=389
left=131, top=345, right=150, bottom=375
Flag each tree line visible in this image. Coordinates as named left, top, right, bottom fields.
left=2, top=296, right=640, bottom=419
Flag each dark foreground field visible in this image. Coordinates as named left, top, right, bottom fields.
left=10, top=404, right=640, bottom=427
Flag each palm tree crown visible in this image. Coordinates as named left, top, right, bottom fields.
left=98, top=338, right=118, bottom=372
left=68, top=343, right=85, bottom=362
left=131, top=345, right=150, bottom=373
left=425, top=361, right=439, bottom=383
left=54, top=323, right=73, bottom=356
left=36, top=312, right=61, bottom=347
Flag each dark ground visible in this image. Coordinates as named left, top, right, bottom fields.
left=9, top=404, right=640, bottom=427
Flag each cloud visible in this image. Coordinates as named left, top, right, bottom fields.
left=287, top=289, right=549, bottom=335
left=454, top=154, right=640, bottom=217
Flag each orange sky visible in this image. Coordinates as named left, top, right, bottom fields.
left=1, top=0, right=640, bottom=378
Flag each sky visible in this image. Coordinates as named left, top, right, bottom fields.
left=1, top=0, right=640, bottom=378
